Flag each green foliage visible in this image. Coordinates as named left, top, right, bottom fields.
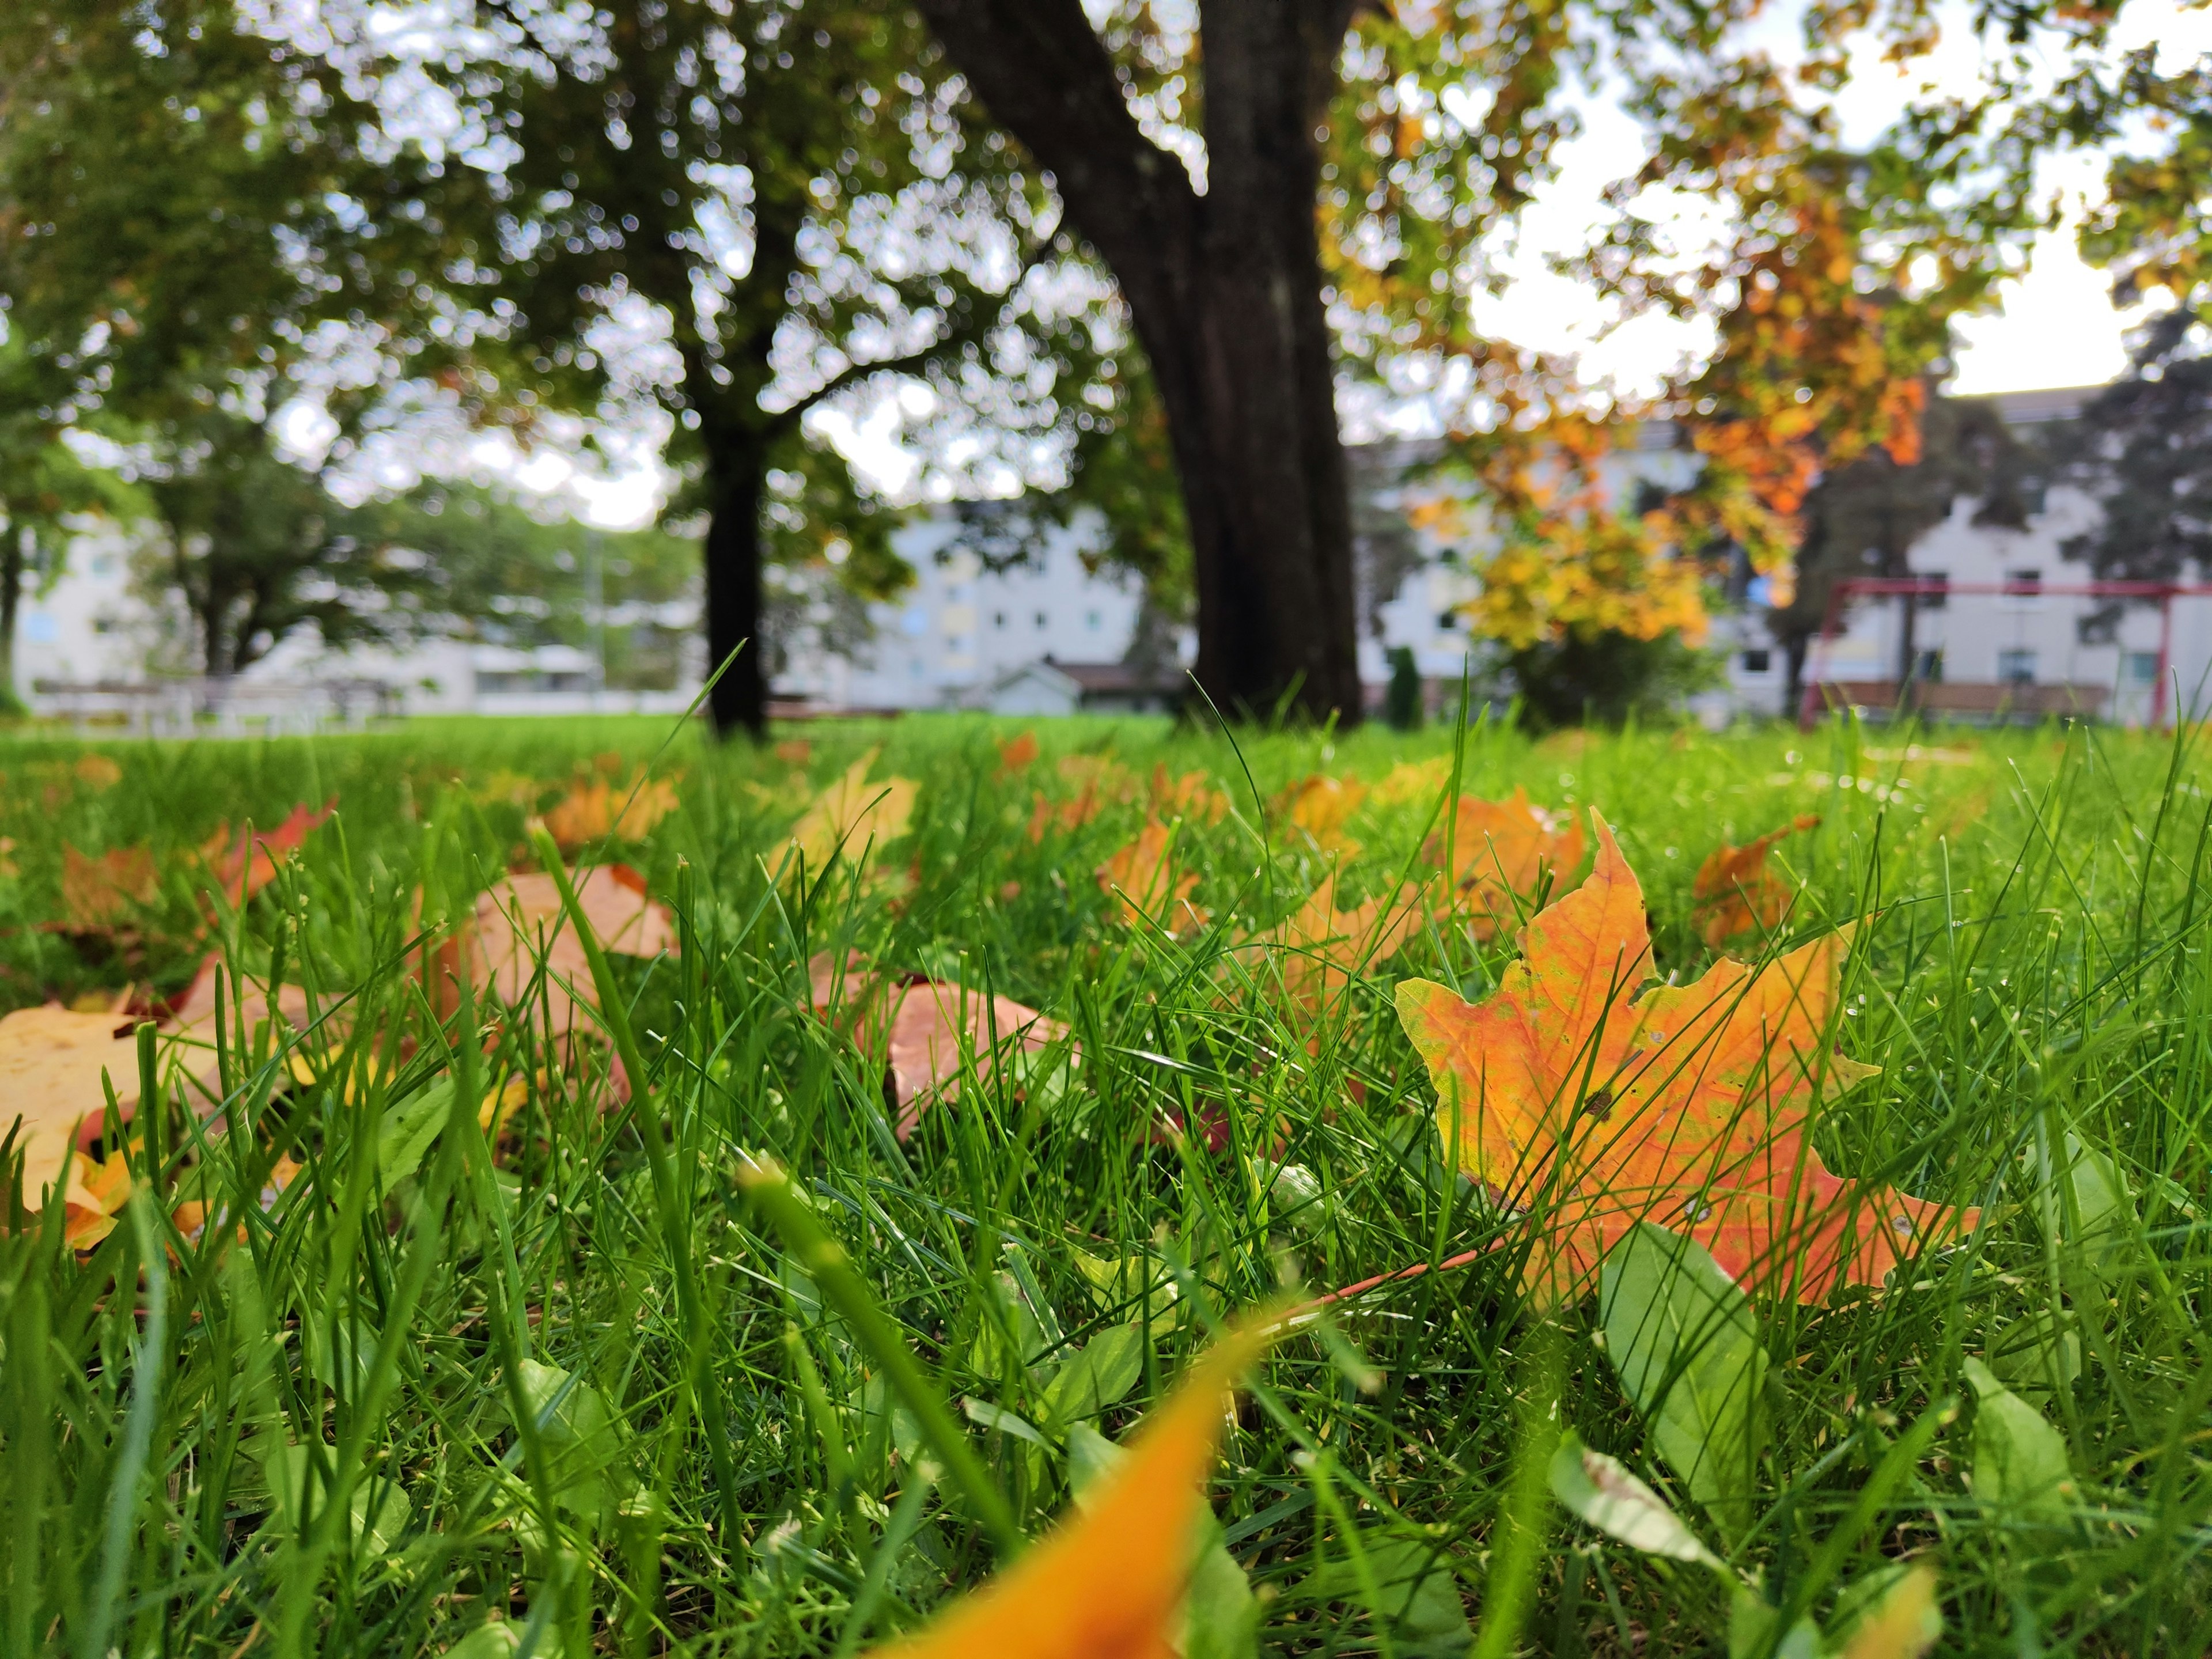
left=1506, top=628, right=1725, bottom=730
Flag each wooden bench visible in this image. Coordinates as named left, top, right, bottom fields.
left=1812, top=680, right=2110, bottom=723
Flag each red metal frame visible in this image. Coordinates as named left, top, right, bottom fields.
left=1800, top=577, right=2212, bottom=728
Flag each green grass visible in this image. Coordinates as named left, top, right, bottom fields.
left=2, top=710, right=2209, bottom=1657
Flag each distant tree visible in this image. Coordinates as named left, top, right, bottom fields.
left=2048, top=312, right=2212, bottom=582
left=1771, top=392, right=2036, bottom=712
left=902, top=1, right=2143, bottom=725
left=304, top=0, right=1124, bottom=736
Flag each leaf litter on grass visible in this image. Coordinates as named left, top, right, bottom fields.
left=0, top=721, right=2201, bottom=1658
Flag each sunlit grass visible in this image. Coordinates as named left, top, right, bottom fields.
left=1, top=710, right=2207, bottom=1656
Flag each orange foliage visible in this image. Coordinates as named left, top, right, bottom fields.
left=1395, top=813, right=1976, bottom=1304
left=997, top=731, right=1041, bottom=777
left=200, top=798, right=336, bottom=908
left=1097, top=820, right=1207, bottom=937
left=1277, top=775, right=1366, bottom=857
left=873, top=1322, right=1273, bottom=1659
left=1691, top=815, right=1821, bottom=948
left=1266, top=872, right=1422, bottom=1019
left=60, top=846, right=160, bottom=927
left=540, top=770, right=681, bottom=850
left=1426, top=789, right=1585, bottom=938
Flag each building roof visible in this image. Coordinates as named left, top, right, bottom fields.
left=1985, top=385, right=2102, bottom=426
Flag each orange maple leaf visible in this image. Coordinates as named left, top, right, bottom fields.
left=873, top=1320, right=1272, bottom=1659
left=1426, top=789, right=1585, bottom=938
left=1151, top=766, right=1228, bottom=825
left=200, top=798, right=336, bottom=908
left=997, top=730, right=1041, bottom=777
left=1691, top=815, right=1820, bottom=949
left=1098, top=820, right=1207, bottom=937
left=540, top=769, right=681, bottom=851
left=1278, top=775, right=1366, bottom=857
left=60, top=845, right=160, bottom=928
left=1395, top=813, right=1976, bottom=1305
left=1265, top=872, right=1423, bottom=1019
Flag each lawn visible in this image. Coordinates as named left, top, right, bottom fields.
left=1, top=710, right=2207, bottom=1657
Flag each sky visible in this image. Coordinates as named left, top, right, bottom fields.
left=452, top=0, right=2212, bottom=531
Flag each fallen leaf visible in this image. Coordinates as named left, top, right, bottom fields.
left=1426, top=789, right=1585, bottom=939
left=872, top=1320, right=1272, bottom=1659
left=1374, top=756, right=1454, bottom=806
left=997, top=731, right=1041, bottom=777
left=540, top=770, right=681, bottom=851
left=1836, top=1565, right=1941, bottom=1659
left=200, top=798, right=336, bottom=908
left=1264, top=872, right=1422, bottom=1018
left=168, top=953, right=313, bottom=1063
left=1098, top=820, right=1207, bottom=937
left=0, top=836, right=18, bottom=879
left=1691, top=816, right=1820, bottom=949
left=882, top=979, right=1071, bottom=1138
left=1152, top=766, right=1228, bottom=825
left=789, top=751, right=918, bottom=871
left=63, top=1151, right=133, bottom=1250
left=1058, top=753, right=1140, bottom=801
left=806, top=949, right=880, bottom=1021
left=0, top=1004, right=222, bottom=1233
left=61, top=845, right=160, bottom=927
left=467, top=866, right=679, bottom=1056
left=1394, top=813, right=1977, bottom=1305
left=1030, top=785, right=1106, bottom=843
left=75, top=754, right=123, bottom=791
left=1278, top=775, right=1366, bottom=857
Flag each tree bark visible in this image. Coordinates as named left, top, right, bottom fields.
left=914, top=0, right=1364, bottom=725
left=0, top=529, right=24, bottom=710
left=700, top=427, right=770, bottom=739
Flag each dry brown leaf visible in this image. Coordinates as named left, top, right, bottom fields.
left=1397, top=813, right=1978, bottom=1305
left=465, top=866, right=679, bottom=1061
left=1097, top=820, right=1207, bottom=937
left=61, top=846, right=160, bottom=928
left=997, top=731, right=1040, bottom=777
left=199, top=798, right=336, bottom=908
left=1426, top=788, right=1585, bottom=938
left=1374, top=756, right=1454, bottom=806
left=775, top=738, right=813, bottom=765
left=75, top=754, right=123, bottom=791
left=881, top=979, right=1070, bottom=1138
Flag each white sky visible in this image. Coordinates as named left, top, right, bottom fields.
left=522, top=0, right=2212, bottom=529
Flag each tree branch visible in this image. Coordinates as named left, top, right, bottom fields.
left=910, top=0, right=1200, bottom=292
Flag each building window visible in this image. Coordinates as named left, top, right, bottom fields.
left=1435, top=611, right=1459, bottom=631
left=1085, top=609, right=1101, bottom=631
left=1034, top=610, right=1048, bottom=628
left=2004, top=568, right=2043, bottom=602
left=993, top=611, right=1007, bottom=630
left=1997, top=649, right=2037, bottom=683
left=2126, top=650, right=2161, bottom=684
left=945, top=635, right=966, bottom=654
left=1740, top=649, right=1771, bottom=673
left=90, top=618, right=116, bottom=636
left=1911, top=650, right=1944, bottom=683
left=1918, top=573, right=1948, bottom=610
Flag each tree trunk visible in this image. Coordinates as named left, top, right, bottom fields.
left=914, top=0, right=1365, bottom=725
left=0, top=529, right=24, bottom=711
left=700, top=429, right=769, bottom=740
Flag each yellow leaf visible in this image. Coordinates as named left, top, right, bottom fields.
left=789, top=750, right=918, bottom=871
left=871, top=1320, right=1274, bottom=1659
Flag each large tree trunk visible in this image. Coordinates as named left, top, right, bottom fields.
left=700, top=429, right=769, bottom=739
left=914, top=0, right=1365, bottom=725
left=0, top=529, right=24, bottom=711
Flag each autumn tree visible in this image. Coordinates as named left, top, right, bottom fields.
left=907, top=1, right=2180, bottom=725
left=1770, top=392, right=2035, bottom=712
